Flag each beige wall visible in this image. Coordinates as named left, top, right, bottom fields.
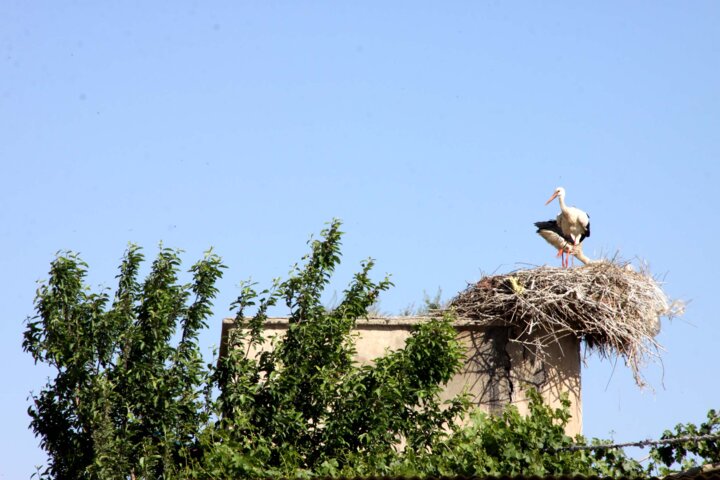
left=220, top=316, right=582, bottom=436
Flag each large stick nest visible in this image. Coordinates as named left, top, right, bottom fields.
left=446, top=260, right=684, bottom=387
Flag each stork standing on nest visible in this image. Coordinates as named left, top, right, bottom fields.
left=535, top=187, right=591, bottom=267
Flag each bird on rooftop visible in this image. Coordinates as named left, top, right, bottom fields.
left=535, top=187, right=591, bottom=267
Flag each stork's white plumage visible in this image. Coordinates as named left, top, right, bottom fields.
left=536, top=187, right=591, bottom=267
left=546, top=187, right=590, bottom=246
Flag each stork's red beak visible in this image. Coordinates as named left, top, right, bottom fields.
left=545, top=192, right=559, bottom=205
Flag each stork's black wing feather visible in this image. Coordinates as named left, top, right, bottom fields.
left=582, top=214, right=590, bottom=241
left=534, top=220, right=573, bottom=244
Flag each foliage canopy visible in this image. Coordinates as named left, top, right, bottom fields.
left=24, top=219, right=718, bottom=479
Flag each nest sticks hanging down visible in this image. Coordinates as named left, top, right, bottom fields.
left=447, top=261, right=684, bottom=387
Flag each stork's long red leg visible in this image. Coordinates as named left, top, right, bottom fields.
left=556, top=248, right=568, bottom=268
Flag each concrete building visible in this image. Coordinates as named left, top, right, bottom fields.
left=219, top=316, right=582, bottom=436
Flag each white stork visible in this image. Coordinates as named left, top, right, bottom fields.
left=535, top=187, right=591, bottom=267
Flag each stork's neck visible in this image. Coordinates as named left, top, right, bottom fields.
left=557, top=193, right=570, bottom=214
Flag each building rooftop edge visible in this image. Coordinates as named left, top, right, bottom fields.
left=221, top=316, right=482, bottom=328
left=219, top=316, right=492, bottom=360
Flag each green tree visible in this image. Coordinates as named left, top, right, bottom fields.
left=24, top=246, right=225, bottom=479
left=648, top=409, right=720, bottom=475
left=198, top=219, right=467, bottom=477
left=388, top=389, right=644, bottom=478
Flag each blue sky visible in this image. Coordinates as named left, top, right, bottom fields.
left=2, top=2, right=719, bottom=476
